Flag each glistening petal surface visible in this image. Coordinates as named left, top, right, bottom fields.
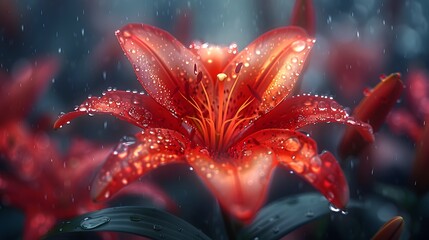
left=186, top=145, right=276, bottom=221
left=245, top=95, right=374, bottom=143
left=54, top=90, right=183, bottom=132
left=91, top=128, right=188, bottom=201
left=220, top=27, right=314, bottom=123
left=116, top=24, right=214, bottom=118
left=240, top=129, right=349, bottom=209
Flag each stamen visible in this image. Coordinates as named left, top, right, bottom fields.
left=235, top=62, right=243, bottom=74
left=217, top=73, right=228, bottom=81
left=197, top=71, right=203, bottom=84
left=247, top=84, right=262, bottom=102
left=194, top=64, right=198, bottom=75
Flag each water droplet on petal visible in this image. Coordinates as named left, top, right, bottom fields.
left=285, top=137, right=301, bottom=151
left=318, top=101, right=327, bottom=111
left=329, top=204, right=341, bottom=212
left=80, top=216, right=110, bottom=230
left=310, top=156, right=322, bottom=172
left=291, top=40, right=306, bottom=52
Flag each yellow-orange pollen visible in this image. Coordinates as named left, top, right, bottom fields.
left=181, top=63, right=255, bottom=154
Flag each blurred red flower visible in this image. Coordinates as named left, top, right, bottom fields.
left=56, top=24, right=373, bottom=221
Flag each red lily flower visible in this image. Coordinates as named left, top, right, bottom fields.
left=0, top=122, right=173, bottom=240
left=339, top=73, right=404, bottom=159
left=290, top=0, right=316, bottom=36
left=55, top=24, right=374, bottom=221
left=0, top=57, right=59, bottom=126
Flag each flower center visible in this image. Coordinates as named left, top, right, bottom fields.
left=182, top=63, right=255, bottom=155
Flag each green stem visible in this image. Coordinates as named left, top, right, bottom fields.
left=220, top=205, right=243, bottom=239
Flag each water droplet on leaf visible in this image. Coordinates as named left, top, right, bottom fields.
left=80, top=216, right=110, bottom=230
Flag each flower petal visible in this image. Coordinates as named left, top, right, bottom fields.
left=0, top=57, right=59, bottom=125
left=220, top=27, right=314, bottom=123
left=241, top=129, right=349, bottom=209
left=243, top=95, right=374, bottom=143
left=290, top=0, right=316, bottom=36
left=189, top=42, right=238, bottom=80
left=339, top=73, right=403, bottom=158
left=54, top=90, right=183, bottom=133
left=23, top=212, right=56, bottom=240
left=186, top=145, right=276, bottom=221
left=371, top=216, right=404, bottom=240
left=91, top=128, right=188, bottom=201
left=115, top=24, right=214, bottom=118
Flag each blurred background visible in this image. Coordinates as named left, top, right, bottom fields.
left=0, top=0, right=428, bottom=239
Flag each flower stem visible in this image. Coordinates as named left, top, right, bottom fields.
left=220, top=206, right=242, bottom=239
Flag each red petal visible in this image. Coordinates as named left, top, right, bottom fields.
left=186, top=145, right=276, bottom=221
left=189, top=42, right=238, bottom=80
left=290, top=0, right=316, bottom=36
left=407, top=69, right=429, bottom=117
left=220, top=27, right=314, bottom=123
left=241, top=129, right=349, bottom=209
left=0, top=57, right=59, bottom=125
left=65, top=139, right=112, bottom=181
left=339, top=73, right=403, bottom=158
left=116, top=24, right=214, bottom=118
left=372, top=216, right=404, bottom=240
left=54, top=90, right=183, bottom=133
left=22, top=212, right=56, bottom=240
left=243, top=95, right=374, bottom=143
left=91, top=128, right=188, bottom=201
left=387, top=109, right=422, bottom=142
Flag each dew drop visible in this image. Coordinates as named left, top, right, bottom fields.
left=153, top=224, right=163, bottom=231
left=130, top=215, right=144, bottom=222
left=310, top=156, right=322, bottom=172
left=291, top=40, right=306, bottom=52
left=318, top=101, right=327, bottom=111
left=272, top=226, right=280, bottom=234
left=306, top=210, right=314, bottom=218
left=80, top=216, right=110, bottom=230
left=284, top=137, right=301, bottom=152
left=329, top=204, right=341, bottom=212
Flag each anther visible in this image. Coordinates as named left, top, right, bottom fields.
left=217, top=73, right=228, bottom=82
left=235, top=62, right=243, bottom=74
left=194, top=64, right=198, bottom=75
left=197, top=71, right=203, bottom=84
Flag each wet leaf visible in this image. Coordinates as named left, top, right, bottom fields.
left=371, top=216, right=404, bottom=240
left=239, top=193, right=361, bottom=240
left=44, top=206, right=211, bottom=240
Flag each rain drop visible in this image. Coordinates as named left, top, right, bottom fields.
left=272, top=226, right=280, bottom=234
left=80, top=216, right=110, bottom=230
left=318, top=101, right=327, bottom=111
left=130, top=215, right=144, bottom=222
left=306, top=210, right=314, bottom=218
left=153, top=224, right=163, bottom=231
left=284, top=137, right=301, bottom=152
left=329, top=204, right=341, bottom=212
left=291, top=40, right=306, bottom=52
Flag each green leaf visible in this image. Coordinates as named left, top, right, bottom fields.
left=44, top=206, right=211, bottom=240
left=239, top=193, right=361, bottom=240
